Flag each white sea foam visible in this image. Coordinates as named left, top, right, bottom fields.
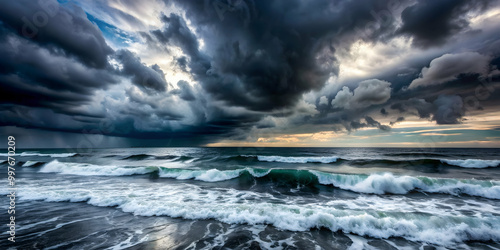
left=158, top=167, right=275, bottom=182
left=39, top=160, right=156, bottom=176
left=441, top=159, right=500, bottom=168
left=346, top=234, right=371, bottom=250
left=326, top=196, right=500, bottom=217
left=158, top=168, right=243, bottom=182
left=10, top=178, right=500, bottom=246
left=255, top=155, right=339, bottom=163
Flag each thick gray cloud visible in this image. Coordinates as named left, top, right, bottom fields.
left=154, top=0, right=406, bottom=112
left=433, top=95, right=465, bottom=124
left=0, top=1, right=183, bottom=143
left=114, top=49, right=168, bottom=92
left=365, top=116, right=391, bottom=131
left=341, top=116, right=390, bottom=132
left=399, top=0, right=492, bottom=48
left=409, top=52, right=491, bottom=89
left=387, top=95, right=468, bottom=125
left=172, top=80, right=196, bottom=101
left=0, top=25, right=117, bottom=115
left=0, top=0, right=113, bottom=68
left=331, top=79, right=392, bottom=109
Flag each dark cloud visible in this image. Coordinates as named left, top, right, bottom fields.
left=0, top=0, right=126, bottom=133
left=390, top=103, right=407, bottom=113
left=432, top=95, right=464, bottom=124
left=408, top=52, right=490, bottom=89
left=390, top=117, right=405, bottom=126
left=155, top=0, right=403, bottom=112
left=176, top=56, right=188, bottom=72
left=386, top=95, right=466, bottom=125
left=0, top=26, right=117, bottom=116
left=0, top=0, right=113, bottom=68
left=114, top=49, right=168, bottom=92
left=0, top=1, right=179, bottom=142
left=412, top=98, right=434, bottom=119
left=365, top=116, right=391, bottom=131
left=331, top=79, right=392, bottom=109
left=349, top=120, right=367, bottom=131
left=173, top=80, right=196, bottom=101
left=399, top=0, right=492, bottom=48
left=342, top=116, right=390, bottom=132
left=148, top=14, right=203, bottom=61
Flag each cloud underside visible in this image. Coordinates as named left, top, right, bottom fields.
left=0, top=0, right=500, bottom=146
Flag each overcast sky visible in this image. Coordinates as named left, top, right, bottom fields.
left=1, top=0, right=500, bottom=148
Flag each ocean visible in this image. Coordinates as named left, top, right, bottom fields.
left=1, top=147, right=499, bottom=249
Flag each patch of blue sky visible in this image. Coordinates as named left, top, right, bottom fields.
left=86, top=13, right=137, bottom=49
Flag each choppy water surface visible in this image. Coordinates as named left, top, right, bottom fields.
left=1, top=147, right=499, bottom=249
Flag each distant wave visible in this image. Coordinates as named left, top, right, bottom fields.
left=440, top=159, right=500, bottom=168
left=39, top=160, right=156, bottom=176
left=103, top=154, right=119, bottom=158
left=156, top=168, right=500, bottom=199
left=0, top=152, right=77, bottom=158
left=346, top=158, right=500, bottom=169
left=382, top=152, right=451, bottom=157
left=121, top=154, right=153, bottom=160
left=121, top=154, right=192, bottom=161
left=233, top=155, right=500, bottom=168
left=238, top=155, right=339, bottom=163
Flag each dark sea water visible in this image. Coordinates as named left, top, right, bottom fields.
left=1, top=147, right=500, bottom=249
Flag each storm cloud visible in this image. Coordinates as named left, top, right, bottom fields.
left=399, top=0, right=493, bottom=48
left=409, top=52, right=491, bottom=89
left=114, top=49, right=168, bottom=92
left=0, top=0, right=499, bottom=147
left=0, top=0, right=113, bottom=68
left=156, top=0, right=408, bottom=112
left=331, top=79, right=392, bottom=110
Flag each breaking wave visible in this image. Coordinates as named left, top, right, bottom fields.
left=233, top=155, right=500, bottom=168
left=440, top=159, right=500, bottom=168
left=239, top=155, right=339, bottom=163
left=37, top=161, right=500, bottom=199
left=39, top=160, right=157, bottom=176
